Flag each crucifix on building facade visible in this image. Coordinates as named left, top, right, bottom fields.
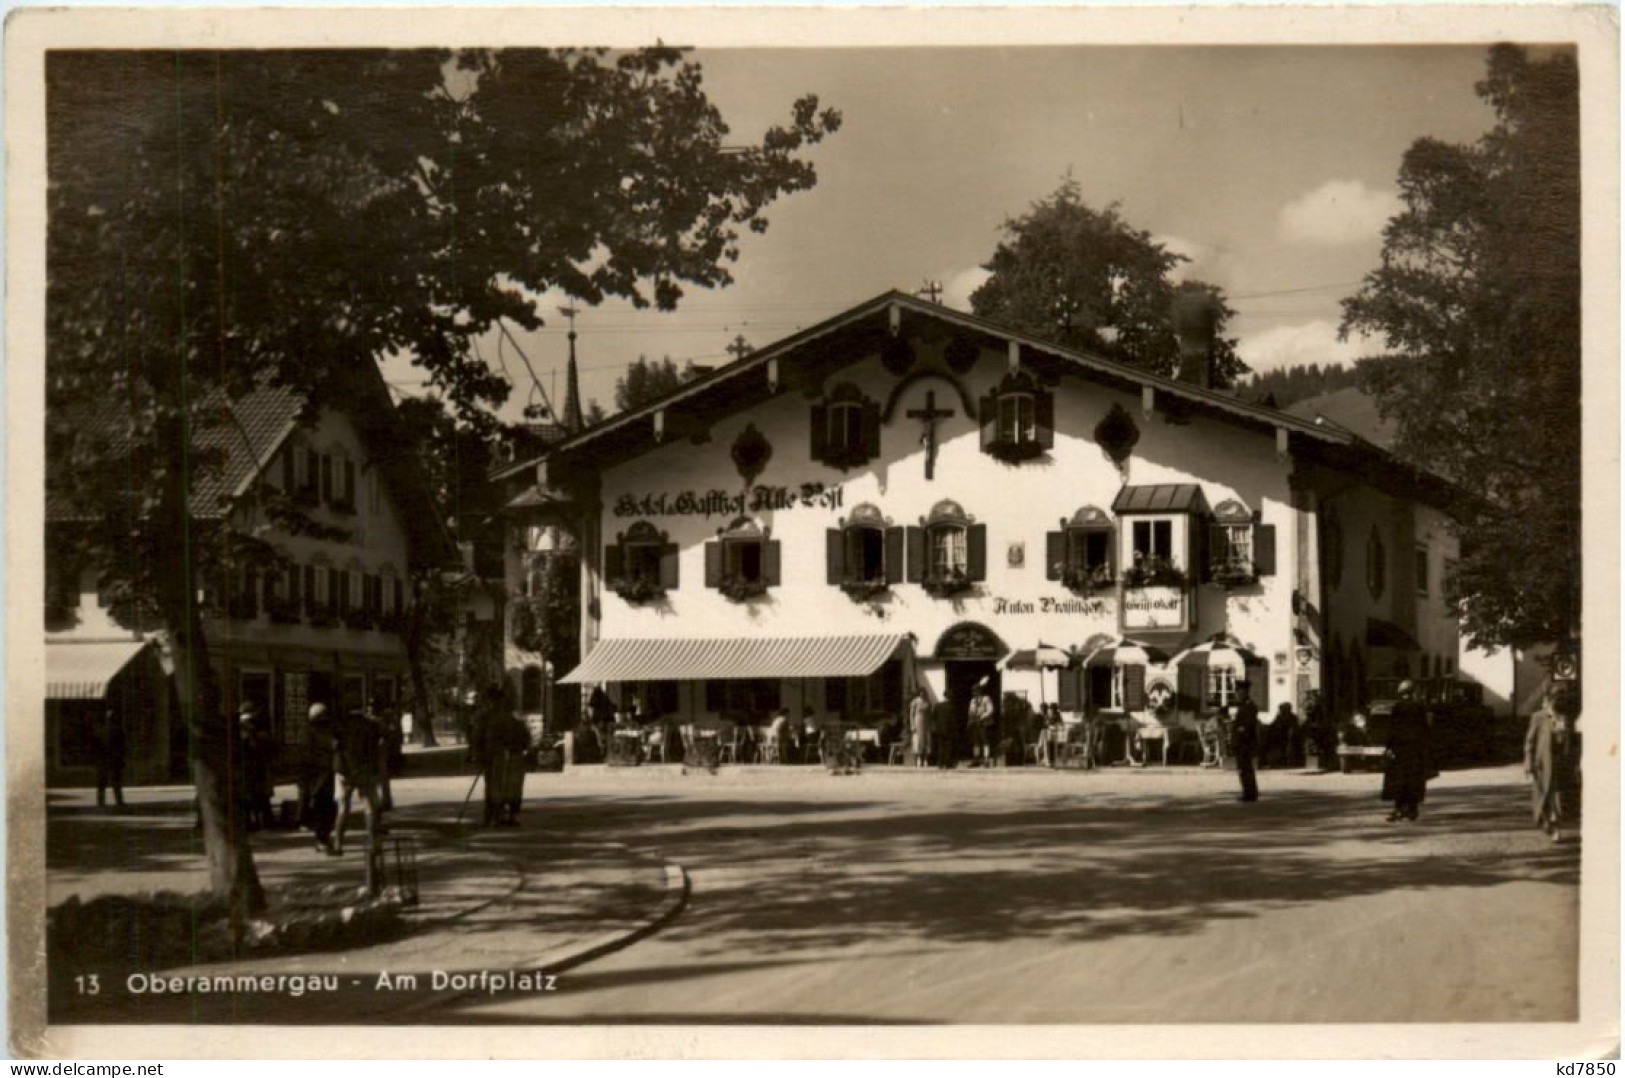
left=907, top=389, right=954, bottom=480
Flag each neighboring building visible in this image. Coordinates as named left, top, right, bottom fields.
left=499, top=292, right=1464, bottom=741
left=45, top=374, right=456, bottom=785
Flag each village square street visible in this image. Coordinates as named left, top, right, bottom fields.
left=49, top=763, right=1578, bottom=1026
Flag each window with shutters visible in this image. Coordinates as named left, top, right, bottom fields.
left=267, top=564, right=302, bottom=623
left=1047, top=506, right=1115, bottom=592
left=1204, top=499, right=1275, bottom=588
left=329, top=452, right=357, bottom=514
left=910, top=499, right=984, bottom=597
left=227, top=567, right=260, bottom=621
left=979, top=371, right=1053, bottom=463
left=810, top=384, right=881, bottom=469
left=704, top=517, right=778, bottom=602
left=828, top=503, right=900, bottom=601
left=1208, top=666, right=1239, bottom=708
left=1084, top=665, right=1126, bottom=712
left=1366, top=526, right=1387, bottom=600
left=289, top=444, right=320, bottom=505
left=606, top=520, right=678, bottom=604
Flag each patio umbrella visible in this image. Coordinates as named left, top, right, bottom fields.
left=1082, top=636, right=1171, bottom=668
left=1002, top=642, right=1075, bottom=706
left=1169, top=634, right=1261, bottom=670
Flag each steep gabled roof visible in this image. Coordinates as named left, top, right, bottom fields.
left=496, top=291, right=1465, bottom=514
left=48, top=370, right=459, bottom=570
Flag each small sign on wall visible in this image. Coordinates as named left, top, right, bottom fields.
left=1007, top=541, right=1025, bottom=568
left=1120, top=585, right=1191, bottom=633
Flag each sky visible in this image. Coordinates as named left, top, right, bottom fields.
left=386, top=45, right=1501, bottom=425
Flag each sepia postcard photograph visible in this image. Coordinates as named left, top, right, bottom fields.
left=4, top=4, right=1618, bottom=1060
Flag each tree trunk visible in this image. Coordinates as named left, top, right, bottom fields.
left=403, top=590, right=438, bottom=747
left=156, top=485, right=265, bottom=923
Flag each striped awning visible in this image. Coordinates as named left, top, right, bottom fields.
left=46, top=639, right=151, bottom=700
left=560, top=634, right=910, bottom=685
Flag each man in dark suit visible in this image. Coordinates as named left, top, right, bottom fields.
left=1230, top=680, right=1261, bottom=802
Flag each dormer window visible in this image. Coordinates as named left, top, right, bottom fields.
left=979, top=370, right=1053, bottom=462
left=810, top=383, right=880, bottom=469
left=907, top=499, right=986, bottom=598
left=606, top=521, right=678, bottom=603
left=1203, top=499, right=1276, bottom=588
left=704, top=517, right=780, bottom=602
left=827, top=503, right=902, bottom=600
left=1047, top=506, right=1116, bottom=592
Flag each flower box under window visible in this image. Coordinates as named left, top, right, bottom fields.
left=921, top=567, right=974, bottom=598
left=1122, top=556, right=1187, bottom=589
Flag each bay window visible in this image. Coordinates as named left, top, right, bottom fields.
left=1203, top=499, right=1275, bottom=587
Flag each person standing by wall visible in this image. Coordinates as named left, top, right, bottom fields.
left=92, top=705, right=127, bottom=811
left=967, top=683, right=996, bottom=768
left=236, top=699, right=274, bottom=831
left=908, top=688, right=932, bottom=769
left=1230, top=680, right=1260, bottom=802
left=1382, top=679, right=1433, bottom=822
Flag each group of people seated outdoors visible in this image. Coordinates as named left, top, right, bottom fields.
left=571, top=682, right=1339, bottom=771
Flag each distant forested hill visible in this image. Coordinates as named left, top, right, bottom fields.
left=1242, top=363, right=1364, bottom=408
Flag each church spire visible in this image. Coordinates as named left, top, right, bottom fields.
left=559, top=303, right=584, bottom=433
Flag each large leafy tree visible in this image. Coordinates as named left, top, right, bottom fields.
left=47, top=48, right=839, bottom=916
left=1342, top=45, right=1579, bottom=653
left=970, top=178, right=1246, bottom=385
left=614, top=355, right=700, bottom=413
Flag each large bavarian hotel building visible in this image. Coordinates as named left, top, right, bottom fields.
left=510, top=292, right=1464, bottom=739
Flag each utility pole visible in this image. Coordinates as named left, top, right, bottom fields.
left=917, top=280, right=945, bottom=305
left=726, top=334, right=754, bottom=361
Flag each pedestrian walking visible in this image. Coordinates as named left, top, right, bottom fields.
left=908, top=688, right=932, bottom=768
left=1274, top=702, right=1299, bottom=768
left=333, top=705, right=385, bottom=854
left=1381, top=679, right=1433, bottom=822
left=371, top=699, right=404, bottom=812
left=1229, top=680, right=1260, bottom=802
left=236, top=699, right=274, bottom=830
left=92, top=705, right=127, bottom=810
left=470, top=685, right=511, bottom=827
left=490, top=704, right=531, bottom=826
left=301, top=703, right=339, bottom=856
left=1524, top=684, right=1579, bottom=842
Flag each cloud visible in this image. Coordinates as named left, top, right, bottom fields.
left=940, top=265, right=992, bottom=311
left=1155, top=233, right=1246, bottom=290
left=1277, top=181, right=1402, bottom=247
left=1235, top=320, right=1383, bottom=373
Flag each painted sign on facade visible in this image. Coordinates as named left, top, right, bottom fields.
left=612, top=482, right=844, bottom=519
left=1121, top=585, right=1191, bottom=632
